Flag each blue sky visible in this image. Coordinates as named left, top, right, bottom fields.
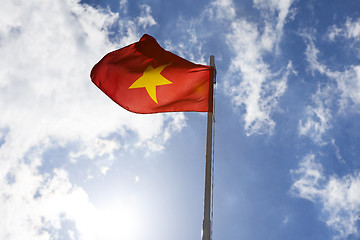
left=1, top=0, right=360, bottom=239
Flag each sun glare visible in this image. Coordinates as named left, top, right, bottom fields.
left=96, top=201, right=143, bottom=240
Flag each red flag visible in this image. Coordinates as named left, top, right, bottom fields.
left=91, top=34, right=213, bottom=114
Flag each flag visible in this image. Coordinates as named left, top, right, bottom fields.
left=91, top=34, right=214, bottom=114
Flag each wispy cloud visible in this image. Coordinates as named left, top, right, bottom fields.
left=217, top=0, right=295, bottom=135
left=328, top=18, right=360, bottom=41
left=291, top=154, right=360, bottom=239
left=298, top=85, right=333, bottom=145
left=254, top=0, right=295, bottom=50
left=136, top=4, right=157, bottom=29
left=308, top=22, right=360, bottom=110
left=300, top=25, right=360, bottom=144
left=207, top=0, right=236, bottom=21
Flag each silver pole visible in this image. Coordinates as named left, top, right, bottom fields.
left=202, top=55, right=215, bottom=240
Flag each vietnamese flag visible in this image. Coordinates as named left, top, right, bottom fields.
left=91, top=34, right=214, bottom=114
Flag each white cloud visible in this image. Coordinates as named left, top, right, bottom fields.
left=209, top=0, right=295, bottom=135
left=299, top=86, right=332, bottom=145
left=303, top=31, right=328, bottom=75
left=327, top=18, right=360, bottom=43
left=326, top=19, right=360, bottom=110
left=291, top=154, right=360, bottom=239
left=0, top=146, right=93, bottom=239
left=254, top=0, right=295, bottom=48
left=0, top=0, right=187, bottom=238
left=99, top=166, right=110, bottom=175
left=225, top=19, right=293, bottom=135
left=333, top=66, right=360, bottom=112
left=163, top=17, right=208, bottom=65
left=69, top=138, right=121, bottom=175
left=207, top=0, right=236, bottom=20
left=296, top=27, right=360, bottom=238
left=331, top=138, right=344, bottom=163
left=70, top=138, right=121, bottom=161
left=327, top=25, right=343, bottom=41
left=290, top=154, right=325, bottom=201
left=119, top=0, right=128, bottom=13
left=300, top=27, right=360, bottom=144
left=136, top=4, right=157, bottom=28
left=345, top=18, right=360, bottom=39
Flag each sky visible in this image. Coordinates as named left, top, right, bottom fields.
left=1, top=0, right=360, bottom=240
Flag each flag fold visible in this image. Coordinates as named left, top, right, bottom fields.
left=91, top=34, right=213, bottom=114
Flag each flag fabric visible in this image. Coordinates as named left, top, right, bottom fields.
left=91, top=34, right=214, bottom=114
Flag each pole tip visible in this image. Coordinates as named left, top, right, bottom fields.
left=210, top=55, right=215, bottom=67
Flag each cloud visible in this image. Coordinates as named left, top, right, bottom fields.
left=220, top=0, right=295, bottom=135
left=291, top=154, right=360, bottom=239
left=345, top=18, right=360, bottom=41
left=303, top=31, right=328, bottom=75
left=207, top=0, right=236, bottom=21
left=321, top=20, right=360, bottom=110
left=298, top=85, right=333, bottom=145
left=254, top=0, right=295, bottom=47
left=328, top=18, right=360, bottom=41
left=300, top=26, right=360, bottom=144
left=163, top=16, right=208, bottom=65
left=0, top=0, right=187, bottom=238
left=136, top=4, right=157, bottom=28
left=290, top=154, right=325, bottom=201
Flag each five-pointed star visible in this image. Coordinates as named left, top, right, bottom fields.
left=128, top=63, right=172, bottom=104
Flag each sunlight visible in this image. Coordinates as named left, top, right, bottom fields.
left=96, top=200, right=144, bottom=240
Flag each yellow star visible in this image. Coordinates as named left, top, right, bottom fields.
left=129, top=63, right=172, bottom=104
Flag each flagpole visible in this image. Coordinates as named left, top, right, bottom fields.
left=203, top=55, right=216, bottom=240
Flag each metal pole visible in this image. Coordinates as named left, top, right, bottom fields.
left=202, top=55, right=215, bottom=240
